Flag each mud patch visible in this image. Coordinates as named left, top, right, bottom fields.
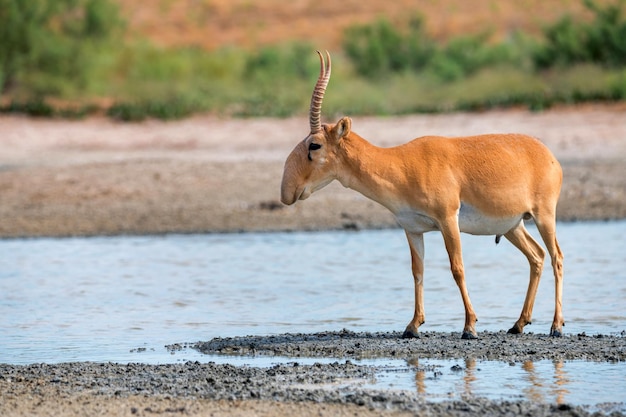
left=194, top=329, right=626, bottom=363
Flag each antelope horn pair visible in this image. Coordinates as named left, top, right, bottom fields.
left=309, top=50, right=331, bottom=134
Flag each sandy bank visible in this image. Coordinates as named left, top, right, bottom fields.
left=1, top=105, right=625, bottom=238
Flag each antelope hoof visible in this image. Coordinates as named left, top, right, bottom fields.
left=550, top=328, right=563, bottom=337
left=402, top=329, right=420, bottom=339
left=461, top=330, right=478, bottom=340
left=507, top=324, right=524, bottom=335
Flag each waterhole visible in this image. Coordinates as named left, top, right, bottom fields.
left=1, top=221, right=625, bottom=407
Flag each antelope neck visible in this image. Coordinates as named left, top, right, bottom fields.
left=336, top=134, right=407, bottom=211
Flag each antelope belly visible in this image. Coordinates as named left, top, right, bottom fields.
left=395, top=209, right=439, bottom=233
left=458, top=202, right=522, bottom=236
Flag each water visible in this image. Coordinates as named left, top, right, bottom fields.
left=1, top=221, right=625, bottom=406
left=367, top=358, right=626, bottom=408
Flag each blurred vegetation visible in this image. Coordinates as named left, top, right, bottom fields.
left=0, top=0, right=123, bottom=96
left=343, top=16, right=522, bottom=81
left=0, top=0, right=625, bottom=120
left=534, top=0, right=626, bottom=68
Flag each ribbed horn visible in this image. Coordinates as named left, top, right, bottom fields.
left=309, top=50, right=331, bottom=134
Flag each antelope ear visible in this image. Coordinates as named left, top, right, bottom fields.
left=331, top=117, right=351, bottom=141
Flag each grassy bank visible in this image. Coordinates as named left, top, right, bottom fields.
left=1, top=0, right=625, bottom=120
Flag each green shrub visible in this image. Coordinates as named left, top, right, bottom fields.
left=244, top=42, right=316, bottom=81
left=343, top=16, right=434, bottom=78
left=0, top=98, right=97, bottom=118
left=107, top=97, right=198, bottom=121
left=533, top=14, right=592, bottom=68
left=0, top=98, right=54, bottom=117
left=533, top=0, right=626, bottom=68
left=343, top=16, right=520, bottom=81
left=584, top=0, right=626, bottom=66
left=0, top=0, right=124, bottom=96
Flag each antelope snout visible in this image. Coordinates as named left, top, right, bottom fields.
left=281, top=177, right=309, bottom=205
left=280, top=189, right=296, bottom=205
left=280, top=177, right=299, bottom=205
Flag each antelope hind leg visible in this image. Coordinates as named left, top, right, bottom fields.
left=503, top=223, right=546, bottom=335
left=535, top=217, right=565, bottom=337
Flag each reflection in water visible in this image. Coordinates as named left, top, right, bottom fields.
left=523, top=361, right=545, bottom=403
left=407, top=358, right=426, bottom=395
left=551, top=361, right=570, bottom=404
left=521, top=361, right=570, bottom=404
left=399, top=358, right=621, bottom=407
left=407, top=358, right=482, bottom=400
left=462, top=358, right=477, bottom=398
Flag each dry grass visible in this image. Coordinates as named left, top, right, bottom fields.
left=118, top=0, right=597, bottom=50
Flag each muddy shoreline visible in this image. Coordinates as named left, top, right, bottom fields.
left=2, top=331, right=625, bottom=417
left=194, top=329, right=626, bottom=363
left=0, top=362, right=596, bottom=417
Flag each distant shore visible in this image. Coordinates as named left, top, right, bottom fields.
left=1, top=105, right=625, bottom=238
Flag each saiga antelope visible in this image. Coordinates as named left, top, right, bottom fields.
left=281, top=51, right=564, bottom=339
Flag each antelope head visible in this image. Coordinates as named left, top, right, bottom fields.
left=281, top=51, right=352, bottom=205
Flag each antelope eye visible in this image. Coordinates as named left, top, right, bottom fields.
left=307, top=142, right=321, bottom=161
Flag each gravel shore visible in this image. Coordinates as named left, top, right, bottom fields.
left=0, top=361, right=591, bottom=417
left=2, top=331, right=625, bottom=417
left=194, top=329, right=626, bottom=363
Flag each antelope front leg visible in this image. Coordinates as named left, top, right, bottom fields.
left=402, top=232, right=425, bottom=338
left=441, top=219, right=478, bottom=339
